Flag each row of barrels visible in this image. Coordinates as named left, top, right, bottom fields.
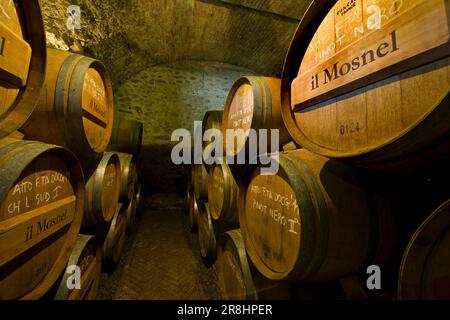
left=51, top=130, right=143, bottom=300
left=49, top=146, right=143, bottom=300
left=0, top=2, right=145, bottom=299
left=186, top=0, right=450, bottom=299
left=187, top=103, right=294, bottom=299
left=0, top=120, right=143, bottom=300
left=190, top=108, right=450, bottom=300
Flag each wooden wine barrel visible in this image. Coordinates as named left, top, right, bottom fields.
left=202, top=111, right=223, bottom=148
left=54, top=234, right=102, bottom=300
left=217, top=229, right=256, bottom=299
left=108, top=117, right=143, bottom=155
left=116, top=152, right=138, bottom=201
left=125, top=188, right=138, bottom=234
left=207, top=162, right=239, bottom=223
left=198, top=203, right=217, bottom=264
left=399, top=200, right=450, bottom=300
left=0, top=0, right=46, bottom=138
left=188, top=194, right=200, bottom=232
left=20, top=48, right=114, bottom=159
left=192, top=164, right=208, bottom=202
left=281, top=0, right=450, bottom=167
left=222, top=77, right=290, bottom=159
left=83, top=152, right=121, bottom=227
left=217, top=229, right=291, bottom=300
left=202, top=111, right=223, bottom=169
left=0, top=138, right=84, bottom=300
left=239, top=148, right=391, bottom=282
left=103, top=203, right=127, bottom=267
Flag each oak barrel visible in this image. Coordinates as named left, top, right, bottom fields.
left=239, top=148, right=390, bottom=282
left=216, top=229, right=291, bottom=300
left=202, top=111, right=223, bottom=169
left=222, top=77, right=290, bottom=159
left=0, top=0, right=46, bottom=138
left=83, top=152, right=121, bottom=227
left=108, top=117, right=143, bottom=155
left=54, top=234, right=102, bottom=300
left=192, top=163, right=208, bottom=202
left=103, top=203, right=127, bottom=268
left=0, top=138, right=84, bottom=300
left=281, top=0, right=450, bottom=167
left=198, top=203, right=217, bottom=264
left=398, top=200, right=450, bottom=300
left=20, top=48, right=114, bottom=159
left=207, top=162, right=238, bottom=223
left=116, top=152, right=138, bottom=201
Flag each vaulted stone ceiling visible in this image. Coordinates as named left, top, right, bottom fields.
left=40, top=0, right=314, bottom=85
left=38, top=0, right=316, bottom=191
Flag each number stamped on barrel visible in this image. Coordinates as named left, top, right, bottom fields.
left=339, top=122, right=361, bottom=135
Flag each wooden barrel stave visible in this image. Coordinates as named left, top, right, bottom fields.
left=103, top=203, right=127, bottom=268
left=116, top=152, right=138, bottom=202
left=222, top=77, right=290, bottom=158
left=108, top=117, right=143, bottom=155
left=198, top=203, right=217, bottom=264
left=399, top=199, right=450, bottom=300
left=0, top=139, right=84, bottom=300
left=207, top=162, right=239, bottom=223
left=192, top=164, right=208, bottom=202
left=216, top=229, right=291, bottom=300
left=239, top=149, right=392, bottom=282
left=202, top=111, right=223, bottom=170
left=217, top=229, right=257, bottom=299
left=20, top=48, right=114, bottom=159
left=0, top=0, right=46, bottom=138
left=83, top=152, right=121, bottom=227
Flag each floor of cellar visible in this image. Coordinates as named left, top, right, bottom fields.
left=97, top=193, right=219, bottom=300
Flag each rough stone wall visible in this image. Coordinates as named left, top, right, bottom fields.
left=114, top=61, right=257, bottom=192
left=39, top=0, right=310, bottom=86
left=40, top=0, right=149, bottom=86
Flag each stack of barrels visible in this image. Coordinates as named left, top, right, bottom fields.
left=186, top=80, right=298, bottom=298
left=279, top=0, right=450, bottom=300
left=188, top=0, right=450, bottom=300
left=0, top=1, right=144, bottom=300
left=188, top=111, right=241, bottom=266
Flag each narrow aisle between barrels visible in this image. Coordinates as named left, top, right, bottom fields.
left=97, top=193, right=219, bottom=300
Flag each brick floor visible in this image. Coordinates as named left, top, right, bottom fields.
left=97, top=193, right=219, bottom=300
